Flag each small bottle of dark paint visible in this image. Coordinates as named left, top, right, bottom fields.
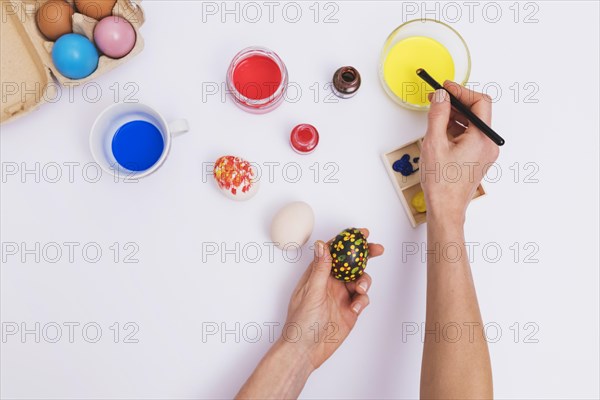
left=332, top=66, right=361, bottom=99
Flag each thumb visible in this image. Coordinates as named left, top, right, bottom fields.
left=307, top=240, right=333, bottom=292
left=425, top=89, right=451, bottom=145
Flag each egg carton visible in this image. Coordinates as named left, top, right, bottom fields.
left=382, top=136, right=486, bottom=227
left=0, top=0, right=145, bottom=124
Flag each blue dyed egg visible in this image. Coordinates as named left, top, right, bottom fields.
left=52, top=34, right=99, bottom=79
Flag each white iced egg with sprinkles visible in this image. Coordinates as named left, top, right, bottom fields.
left=213, top=155, right=259, bottom=201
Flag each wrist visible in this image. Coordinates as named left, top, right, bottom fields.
left=426, top=211, right=466, bottom=244
left=272, top=338, right=316, bottom=377
left=423, top=190, right=467, bottom=226
left=426, top=207, right=465, bottom=228
left=235, top=338, right=315, bottom=399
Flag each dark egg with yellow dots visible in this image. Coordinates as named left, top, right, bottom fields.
left=330, top=228, right=369, bottom=282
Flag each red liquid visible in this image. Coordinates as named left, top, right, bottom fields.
left=233, top=55, right=282, bottom=100
left=290, top=124, right=319, bottom=154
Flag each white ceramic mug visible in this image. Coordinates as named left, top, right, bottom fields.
left=89, top=102, right=189, bottom=180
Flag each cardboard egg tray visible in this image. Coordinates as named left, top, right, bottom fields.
left=382, top=137, right=486, bottom=227
left=0, top=0, right=145, bottom=124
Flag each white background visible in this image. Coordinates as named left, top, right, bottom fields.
left=1, top=1, right=599, bottom=399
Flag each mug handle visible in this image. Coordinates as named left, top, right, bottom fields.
left=169, top=119, right=190, bottom=137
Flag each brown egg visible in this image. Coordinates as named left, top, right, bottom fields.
left=75, top=0, right=116, bottom=20
left=36, top=0, right=74, bottom=41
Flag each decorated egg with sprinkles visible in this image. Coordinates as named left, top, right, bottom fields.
left=330, top=228, right=369, bottom=282
left=213, top=155, right=259, bottom=200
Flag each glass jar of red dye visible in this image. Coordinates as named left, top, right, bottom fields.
left=226, top=46, right=288, bottom=113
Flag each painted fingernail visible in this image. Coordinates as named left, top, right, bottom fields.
left=358, top=280, right=369, bottom=292
left=315, top=241, right=324, bottom=258
left=352, top=303, right=362, bottom=314
left=432, top=89, right=448, bottom=103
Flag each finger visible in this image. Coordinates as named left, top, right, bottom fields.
left=350, top=293, right=370, bottom=315
left=425, top=89, right=452, bottom=147
left=447, top=119, right=467, bottom=138
left=346, top=272, right=372, bottom=295
left=449, top=109, right=469, bottom=126
left=357, top=228, right=385, bottom=258
left=354, top=273, right=372, bottom=295
left=368, top=243, right=384, bottom=258
left=307, top=240, right=333, bottom=293
left=443, top=81, right=492, bottom=125
left=345, top=280, right=357, bottom=295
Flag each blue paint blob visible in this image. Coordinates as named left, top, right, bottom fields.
left=111, top=121, right=165, bottom=171
left=392, top=154, right=419, bottom=176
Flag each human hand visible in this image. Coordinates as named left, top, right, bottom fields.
left=235, top=230, right=383, bottom=399
left=420, top=82, right=500, bottom=225
left=281, top=228, right=384, bottom=371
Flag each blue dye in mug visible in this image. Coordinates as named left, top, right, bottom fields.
left=111, top=120, right=165, bottom=171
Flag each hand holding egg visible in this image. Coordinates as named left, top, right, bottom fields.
left=282, top=229, right=383, bottom=369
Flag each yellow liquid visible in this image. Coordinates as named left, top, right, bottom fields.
left=383, top=36, right=455, bottom=107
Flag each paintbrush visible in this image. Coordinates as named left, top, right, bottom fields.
left=416, top=68, right=505, bottom=146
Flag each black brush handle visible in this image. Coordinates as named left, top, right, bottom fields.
left=416, top=68, right=505, bottom=146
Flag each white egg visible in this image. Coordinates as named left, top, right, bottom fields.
left=270, top=201, right=314, bottom=250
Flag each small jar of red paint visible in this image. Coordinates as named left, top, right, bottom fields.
left=226, top=47, right=288, bottom=114
left=290, top=124, right=319, bottom=154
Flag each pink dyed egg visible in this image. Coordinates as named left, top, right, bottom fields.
left=93, top=16, right=136, bottom=59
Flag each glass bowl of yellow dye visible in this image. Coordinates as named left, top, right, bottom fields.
left=379, top=19, right=471, bottom=111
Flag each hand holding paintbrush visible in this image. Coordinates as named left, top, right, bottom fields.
left=417, top=68, right=505, bottom=146
left=419, top=81, right=500, bottom=222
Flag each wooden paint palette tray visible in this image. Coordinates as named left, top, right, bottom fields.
left=382, top=137, right=485, bottom=227
left=0, top=0, right=145, bottom=124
